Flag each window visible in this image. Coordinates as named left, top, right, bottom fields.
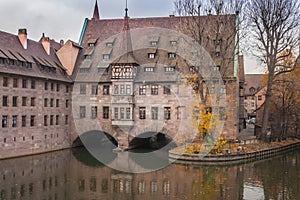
left=138, top=181, right=145, bottom=194
left=168, top=53, right=176, bottom=59
left=139, top=107, right=146, bottom=119
left=114, top=108, right=119, bottom=120
left=12, top=115, right=17, bottom=127
left=30, top=97, right=35, bottom=106
left=31, top=80, right=36, bottom=89
left=215, top=52, right=221, bottom=57
left=66, top=85, right=70, bottom=93
left=214, top=39, right=222, bottom=46
left=126, top=107, right=131, bottom=120
left=91, top=85, right=98, bottom=95
left=88, top=43, right=95, bottom=47
left=114, top=85, right=119, bottom=94
left=251, top=102, right=255, bottom=107
left=103, top=54, right=110, bottom=60
left=22, top=79, right=27, bottom=88
left=165, top=67, right=175, bottom=72
left=22, top=116, right=26, bottom=127
left=170, top=41, right=177, bottom=46
left=2, top=96, right=8, bottom=107
left=103, top=107, right=109, bottom=119
left=56, top=115, right=59, bottom=125
left=148, top=53, right=155, bottom=59
left=151, top=85, right=158, bottom=95
left=30, top=115, right=35, bottom=126
left=65, top=115, right=69, bottom=125
left=245, top=102, right=248, bottom=107
left=50, top=98, right=54, bottom=107
left=56, top=99, right=59, bottom=107
left=80, top=84, right=86, bottom=94
left=12, top=96, right=17, bottom=107
left=50, top=115, right=54, bottom=126
left=103, top=85, right=110, bottom=95
left=2, top=115, right=8, bottom=128
left=164, top=107, right=171, bottom=120
left=120, top=108, right=125, bottom=119
left=106, top=42, right=113, bottom=47
left=163, top=85, right=171, bottom=95
left=177, top=106, right=186, bottom=119
left=66, top=99, right=69, bottom=108
left=22, top=97, right=27, bottom=106
left=44, top=82, right=48, bottom=90
left=120, top=85, right=125, bottom=95
left=189, top=66, right=199, bottom=73
left=150, top=41, right=158, bottom=46
left=80, top=106, right=86, bottom=118
left=139, top=85, right=146, bottom=95
left=3, top=77, right=8, bottom=87
left=214, top=66, right=220, bottom=71
left=151, top=107, right=158, bottom=120
left=44, top=115, right=48, bottom=126
left=258, top=95, right=262, bottom=100
left=126, top=85, right=131, bottom=95
left=91, top=106, right=98, bottom=119
left=51, top=83, right=54, bottom=91
left=13, top=78, right=18, bottom=88
left=144, top=67, right=154, bottom=72
left=44, top=98, right=48, bottom=107
left=56, top=84, right=60, bottom=92
left=150, top=181, right=158, bottom=195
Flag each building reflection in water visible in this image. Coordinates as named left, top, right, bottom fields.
left=0, top=148, right=299, bottom=200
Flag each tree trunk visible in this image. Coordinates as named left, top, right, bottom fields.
left=261, top=72, right=274, bottom=141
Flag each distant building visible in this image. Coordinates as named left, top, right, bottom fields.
left=71, top=1, right=246, bottom=148
left=244, top=74, right=265, bottom=119
left=0, top=29, right=77, bottom=159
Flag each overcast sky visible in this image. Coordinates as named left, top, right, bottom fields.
left=0, top=0, right=263, bottom=74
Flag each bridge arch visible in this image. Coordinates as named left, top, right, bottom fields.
left=129, top=131, right=177, bottom=150
left=72, top=130, right=118, bottom=148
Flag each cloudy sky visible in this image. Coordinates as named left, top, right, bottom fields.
left=0, top=0, right=263, bottom=73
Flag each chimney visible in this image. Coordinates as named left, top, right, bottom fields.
left=40, top=33, right=50, bottom=55
left=18, top=29, right=28, bottom=49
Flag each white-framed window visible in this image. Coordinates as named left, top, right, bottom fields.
left=168, top=53, right=176, bottom=59
left=144, top=67, right=154, bottom=72
left=170, top=41, right=177, bottom=46
left=148, top=53, right=155, bottom=59
left=165, top=67, right=175, bottom=72
left=150, top=41, right=158, bottom=46
left=106, top=42, right=113, bottom=47
left=103, top=54, right=110, bottom=60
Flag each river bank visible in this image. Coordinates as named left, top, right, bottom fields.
left=169, top=139, right=300, bottom=165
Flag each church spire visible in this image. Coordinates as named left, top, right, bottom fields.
left=122, top=0, right=130, bottom=31
left=92, top=0, right=100, bottom=20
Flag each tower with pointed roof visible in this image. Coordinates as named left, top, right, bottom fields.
left=92, top=0, right=100, bottom=20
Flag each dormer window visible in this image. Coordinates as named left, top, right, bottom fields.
left=88, top=43, right=95, bottom=47
left=103, top=54, right=110, bottom=60
left=170, top=41, right=177, bottom=46
left=168, top=53, right=176, bottom=59
left=214, top=65, right=220, bottom=71
left=145, top=67, right=154, bottom=72
left=214, top=39, right=222, bottom=46
left=215, top=52, right=221, bottom=57
left=165, top=66, right=175, bottom=72
left=106, top=42, right=113, bottom=47
left=189, top=66, right=199, bottom=73
left=148, top=53, right=155, bottom=59
left=85, top=55, right=91, bottom=59
left=150, top=41, right=158, bottom=46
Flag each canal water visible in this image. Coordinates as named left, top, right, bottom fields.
left=0, top=147, right=299, bottom=200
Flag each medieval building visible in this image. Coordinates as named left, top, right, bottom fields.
left=0, top=1, right=245, bottom=158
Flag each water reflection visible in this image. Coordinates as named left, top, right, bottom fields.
left=0, top=148, right=299, bottom=200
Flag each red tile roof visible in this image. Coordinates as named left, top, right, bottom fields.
left=0, top=30, right=71, bottom=82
